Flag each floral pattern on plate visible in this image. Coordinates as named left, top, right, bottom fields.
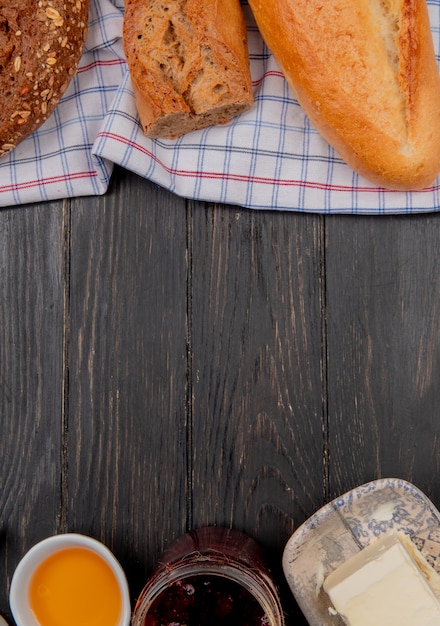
left=282, top=478, right=440, bottom=626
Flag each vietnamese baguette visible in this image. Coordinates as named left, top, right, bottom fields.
left=248, top=0, right=440, bottom=190
left=123, top=0, right=253, bottom=139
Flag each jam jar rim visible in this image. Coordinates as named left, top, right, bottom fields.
left=132, top=558, right=285, bottom=626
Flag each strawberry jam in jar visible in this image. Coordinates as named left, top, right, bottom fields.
left=132, top=527, right=285, bottom=626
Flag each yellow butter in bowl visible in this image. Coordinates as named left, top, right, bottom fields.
left=29, top=546, right=122, bottom=626
left=9, top=533, right=131, bottom=626
left=323, top=531, right=440, bottom=626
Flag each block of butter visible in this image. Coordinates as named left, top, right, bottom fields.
left=323, top=531, right=440, bottom=626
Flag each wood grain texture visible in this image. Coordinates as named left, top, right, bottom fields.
left=189, top=204, right=325, bottom=625
left=189, top=204, right=326, bottom=537
left=325, top=215, right=440, bottom=503
left=4, top=173, right=440, bottom=626
left=0, top=203, right=65, bottom=620
left=66, top=171, right=190, bottom=600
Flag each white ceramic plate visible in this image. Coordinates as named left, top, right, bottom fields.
left=282, top=478, right=440, bottom=626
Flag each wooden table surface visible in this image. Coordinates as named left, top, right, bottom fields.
left=1, top=166, right=440, bottom=625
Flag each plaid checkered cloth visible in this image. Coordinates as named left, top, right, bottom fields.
left=2, top=0, right=440, bottom=213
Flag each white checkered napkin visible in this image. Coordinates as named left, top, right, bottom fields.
left=3, top=1, right=440, bottom=214
left=94, top=1, right=440, bottom=215
left=0, top=0, right=126, bottom=208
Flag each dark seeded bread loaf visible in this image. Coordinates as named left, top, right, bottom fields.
left=248, top=0, right=440, bottom=190
left=123, top=0, right=254, bottom=139
left=0, top=0, right=89, bottom=159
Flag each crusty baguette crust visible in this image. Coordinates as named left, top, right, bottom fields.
left=0, top=0, right=89, bottom=159
left=123, top=0, right=254, bottom=139
left=248, top=0, right=440, bottom=190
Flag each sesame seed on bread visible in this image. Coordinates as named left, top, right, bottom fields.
left=0, top=0, right=89, bottom=159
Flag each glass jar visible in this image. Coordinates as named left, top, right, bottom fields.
left=132, top=527, right=285, bottom=626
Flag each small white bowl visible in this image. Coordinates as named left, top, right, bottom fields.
left=9, top=533, right=131, bottom=626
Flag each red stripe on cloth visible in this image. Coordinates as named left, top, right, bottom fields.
left=252, top=70, right=285, bottom=88
left=99, top=132, right=440, bottom=194
left=78, top=58, right=126, bottom=73
left=0, top=171, right=98, bottom=194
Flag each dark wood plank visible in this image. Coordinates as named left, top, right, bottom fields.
left=67, top=170, right=189, bottom=602
left=6, top=179, right=440, bottom=626
left=326, top=214, right=440, bottom=504
left=189, top=204, right=326, bottom=624
left=0, top=202, right=65, bottom=621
